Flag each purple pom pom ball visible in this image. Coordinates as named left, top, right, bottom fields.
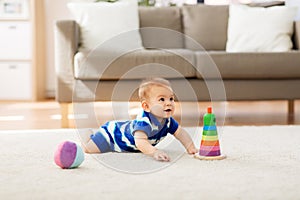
left=54, top=141, right=84, bottom=169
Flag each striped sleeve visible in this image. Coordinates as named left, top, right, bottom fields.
left=132, top=117, right=152, bottom=136
left=168, top=117, right=179, bottom=135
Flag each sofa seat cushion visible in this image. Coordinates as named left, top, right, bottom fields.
left=196, top=51, right=300, bottom=79
left=74, top=49, right=196, bottom=80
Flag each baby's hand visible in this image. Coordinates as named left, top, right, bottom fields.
left=153, top=149, right=170, bottom=162
left=187, top=146, right=199, bottom=155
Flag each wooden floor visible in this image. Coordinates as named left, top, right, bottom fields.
left=0, top=100, right=299, bottom=130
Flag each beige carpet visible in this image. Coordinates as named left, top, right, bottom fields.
left=0, top=126, right=300, bottom=200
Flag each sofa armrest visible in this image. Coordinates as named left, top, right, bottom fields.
left=54, top=20, right=80, bottom=103
left=294, top=20, right=300, bottom=50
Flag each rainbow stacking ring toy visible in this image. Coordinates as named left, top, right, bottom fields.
left=194, top=107, right=226, bottom=160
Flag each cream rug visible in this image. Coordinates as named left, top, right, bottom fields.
left=0, top=126, right=300, bottom=200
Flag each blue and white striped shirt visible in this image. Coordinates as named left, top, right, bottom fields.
left=91, top=110, right=179, bottom=153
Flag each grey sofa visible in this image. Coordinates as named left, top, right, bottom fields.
left=55, top=4, right=300, bottom=128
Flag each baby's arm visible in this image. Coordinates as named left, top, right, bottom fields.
left=134, top=131, right=170, bottom=162
left=174, top=126, right=198, bottom=154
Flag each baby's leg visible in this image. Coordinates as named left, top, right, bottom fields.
left=78, top=129, right=101, bottom=153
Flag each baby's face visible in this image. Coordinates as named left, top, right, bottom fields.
left=145, top=85, right=175, bottom=121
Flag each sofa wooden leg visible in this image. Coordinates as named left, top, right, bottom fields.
left=61, top=103, right=70, bottom=128
left=288, top=100, right=295, bottom=125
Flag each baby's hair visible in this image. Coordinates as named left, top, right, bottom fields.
left=138, top=77, right=173, bottom=101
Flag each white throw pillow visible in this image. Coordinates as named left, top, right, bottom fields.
left=68, top=0, right=142, bottom=52
left=226, top=5, right=298, bottom=52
